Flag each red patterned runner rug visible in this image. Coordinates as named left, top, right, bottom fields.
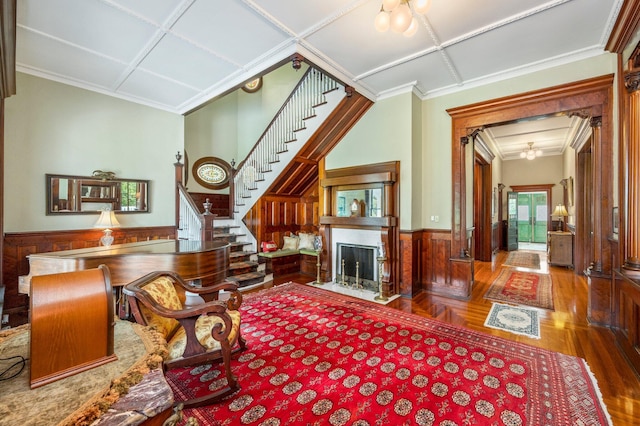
left=169, top=283, right=610, bottom=425
left=484, top=269, right=555, bottom=310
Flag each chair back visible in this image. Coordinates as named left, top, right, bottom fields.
left=127, top=275, right=183, bottom=339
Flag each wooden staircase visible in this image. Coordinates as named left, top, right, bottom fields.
left=211, top=219, right=268, bottom=288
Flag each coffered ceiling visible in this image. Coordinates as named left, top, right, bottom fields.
left=16, top=0, right=622, bottom=115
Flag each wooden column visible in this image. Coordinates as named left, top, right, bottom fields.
left=591, top=117, right=603, bottom=272
left=497, top=183, right=505, bottom=249
left=623, top=71, right=640, bottom=276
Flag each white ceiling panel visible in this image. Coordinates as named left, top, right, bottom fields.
left=138, top=33, right=238, bottom=90
left=18, top=0, right=158, bottom=63
left=109, top=0, right=188, bottom=25
left=359, top=52, right=457, bottom=96
left=16, top=27, right=127, bottom=89
left=426, top=0, right=549, bottom=44
left=251, top=0, right=353, bottom=35
left=170, top=0, right=290, bottom=66
left=117, top=69, right=200, bottom=108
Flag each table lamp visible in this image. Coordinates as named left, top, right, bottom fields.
left=552, top=204, right=568, bottom=231
left=94, top=209, right=120, bottom=246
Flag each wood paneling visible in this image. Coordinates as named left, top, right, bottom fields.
left=399, top=230, right=421, bottom=297
left=188, top=192, right=229, bottom=217
left=613, top=270, right=640, bottom=377
left=422, top=229, right=454, bottom=296
left=2, top=226, right=175, bottom=313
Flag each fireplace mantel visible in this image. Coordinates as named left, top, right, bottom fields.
left=319, top=216, right=397, bottom=227
left=319, top=161, right=399, bottom=298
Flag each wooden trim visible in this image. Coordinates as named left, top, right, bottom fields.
left=321, top=172, right=396, bottom=187
left=447, top=74, right=614, bottom=301
left=606, top=0, right=640, bottom=54
left=0, top=0, right=16, bottom=99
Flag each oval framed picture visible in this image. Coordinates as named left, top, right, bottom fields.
left=242, top=77, right=262, bottom=93
left=192, top=157, right=232, bottom=190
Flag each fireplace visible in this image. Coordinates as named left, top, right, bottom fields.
left=335, top=243, right=378, bottom=292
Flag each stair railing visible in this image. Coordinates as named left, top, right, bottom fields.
left=177, top=183, right=214, bottom=240
left=233, top=67, right=340, bottom=210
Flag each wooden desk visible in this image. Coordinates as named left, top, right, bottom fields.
left=20, top=239, right=230, bottom=294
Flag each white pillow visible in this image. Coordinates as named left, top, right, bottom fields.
left=298, top=233, right=315, bottom=250
left=282, top=235, right=299, bottom=250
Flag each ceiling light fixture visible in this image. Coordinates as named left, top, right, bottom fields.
left=375, top=0, right=432, bottom=37
left=520, top=142, right=543, bottom=160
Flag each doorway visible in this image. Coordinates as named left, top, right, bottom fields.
left=517, top=192, right=548, bottom=248
left=446, top=75, right=613, bottom=300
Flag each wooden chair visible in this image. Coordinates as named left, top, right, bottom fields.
left=123, top=271, right=246, bottom=408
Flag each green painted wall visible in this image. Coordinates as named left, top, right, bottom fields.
left=4, top=73, right=183, bottom=232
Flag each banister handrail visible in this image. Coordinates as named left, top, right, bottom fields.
left=177, top=182, right=202, bottom=215
left=236, top=66, right=313, bottom=172
left=233, top=68, right=340, bottom=211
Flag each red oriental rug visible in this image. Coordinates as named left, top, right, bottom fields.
left=168, top=283, right=610, bottom=425
left=484, top=269, right=555, bottom=310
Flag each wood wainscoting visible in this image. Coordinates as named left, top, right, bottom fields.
left=398, top=228, right=474, bottom=300
left=399, top=230, right=421, bottom=297
left=613, top=268, right=640, bottom=376
left=2, top=226, right=175, bottom=314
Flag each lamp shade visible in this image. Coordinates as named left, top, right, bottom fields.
left=94, top=210, right=121, bottom=229
left=552, top=204, right=568, bottom=217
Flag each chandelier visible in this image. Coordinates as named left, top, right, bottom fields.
left=374, top=0, right=432, bottom=37
left=520, top=142, right=543, bottom=160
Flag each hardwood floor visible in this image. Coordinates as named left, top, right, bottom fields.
left=274, top=250, right=640, bottom=426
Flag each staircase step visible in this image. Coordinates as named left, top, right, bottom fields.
left=229, top=241, right=253, bottom=252
left=213, top=225, right=240, bottom=232
left=227, top=271, right=266, bottom=288
left=229, top=261, right=259, bottom=275
left=213, top=232, right=246, bottom=241
left=230, top=251, right=256, bottom=261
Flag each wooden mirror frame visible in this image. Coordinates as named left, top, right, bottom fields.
left=46, top=174, right=149, bottom=215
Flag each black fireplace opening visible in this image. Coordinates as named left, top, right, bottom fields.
left=336, top=243, right=377, bottom=291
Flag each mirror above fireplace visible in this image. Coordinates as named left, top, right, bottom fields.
left=335, top=185, right=382, bottom=218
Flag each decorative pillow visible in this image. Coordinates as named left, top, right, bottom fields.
left=298, top=232, right=316, bottom=250
left=282, top=235, right=299, bottom=250
left=261, top=241, right=278, bottom=252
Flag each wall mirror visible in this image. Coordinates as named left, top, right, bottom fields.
left=46, top=174, right=149, bottom=215
left=334, top=184, right=383, bottom=218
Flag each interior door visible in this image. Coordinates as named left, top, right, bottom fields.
left=531, top=193, right=548, bottom=243
left=507, top=192, right=518, bottom=251
left=517, top=193, right=532, bottom=242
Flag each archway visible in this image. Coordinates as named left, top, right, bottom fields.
left=446, top=75, right=614, bottom=299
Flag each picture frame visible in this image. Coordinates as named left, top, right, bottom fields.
left=492, top=187, right=497, bottom=218
left=568, top=176, right=574, bottom=207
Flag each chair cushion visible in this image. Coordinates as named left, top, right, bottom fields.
left=166, top=310, right=242, bottom=362
left=140, top=276, right=182, bottom=339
